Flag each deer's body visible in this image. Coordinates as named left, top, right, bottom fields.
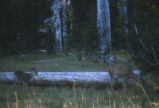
left=108, top=63, right=138, bottom=91
left=14, top=68, right=37, bottom=85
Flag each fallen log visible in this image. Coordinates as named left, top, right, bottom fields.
left=0, top=71, right=141, bottom=87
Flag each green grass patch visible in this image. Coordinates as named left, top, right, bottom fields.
left=0, top=54, right=107, bottom=72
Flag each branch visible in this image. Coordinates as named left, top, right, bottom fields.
left=151, top=46, right=159, bottom=62
left=138, top=38, right=148, bottom=51
left=145, top=58, right=159, bottom=66
left=138, top=38, right=159, bottom=66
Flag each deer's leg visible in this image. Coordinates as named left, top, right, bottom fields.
left=110, top=76, right=115, bottom=91
left=22, top=81, right=28, bottom=86
left=14, top=78, right=18, bottom=86
left=121, top=78, right=127, bottom=92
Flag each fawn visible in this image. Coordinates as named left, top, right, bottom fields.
left=14, top=68, right=37, bottom=85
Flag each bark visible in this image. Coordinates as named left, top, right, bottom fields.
left=61, top=0, right=70, bottom=53
left=51, top=0, right=62, bottom=53
left=119, top=0, right=128, bottom=33
left=97, top=0, right=111, bottom=54
left=44, top=0, right=70, bottom=54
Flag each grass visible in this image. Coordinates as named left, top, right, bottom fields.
left=0, top=50, right=138, bottom=72
left=0, top=53, right=107, bottom=72
left=0, top=85, right=151, bottom=108
left=1, top=82, right=159, bottom=108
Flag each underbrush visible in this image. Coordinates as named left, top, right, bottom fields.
left=0, top=77, right=159, bottom=108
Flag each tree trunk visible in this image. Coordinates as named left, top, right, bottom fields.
left=119, top=0, right=128, bottom=33
left=97, top=0, right=111, bottom=54
left=0, top=72, right=110, bottom=87
left=44, top=0, right=70, bottom=54
left=51, top=0, right=62, bottom=53
left=61, top=0, right=70, bottom=53
left=0, top=71, right=140, bottom=86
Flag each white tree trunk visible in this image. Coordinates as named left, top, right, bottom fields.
left=119, top=0, right=128, bottom=33
left=44, top=0, right=70, bottom=54
left=133, top=24, right=138, bottom=34
left=97, top=0, right=111, bottom=54
left=51, top=0, right=62, bottom=53
left=61, top=0, right=70, bottom=52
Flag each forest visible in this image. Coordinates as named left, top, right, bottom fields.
left=0, top=0, right=159, bottom=107
left=0, top=0, right=159, bottom=73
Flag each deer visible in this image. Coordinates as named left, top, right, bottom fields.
left=108, top=63, right=141, bottom=91
left=14, top=68, right=38, bottom=86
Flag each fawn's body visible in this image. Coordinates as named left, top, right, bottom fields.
left=14, top=68, right=37, bottom=85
